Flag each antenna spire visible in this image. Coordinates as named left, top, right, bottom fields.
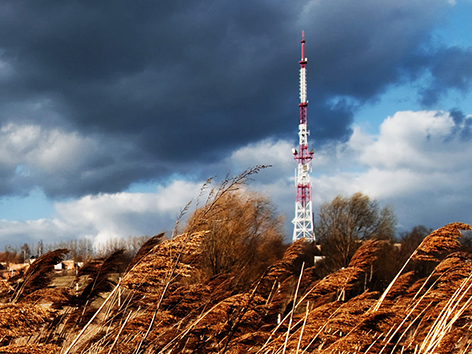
left=292, top=32, right=315, bottom=242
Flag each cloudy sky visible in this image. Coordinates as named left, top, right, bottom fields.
left=0, top=0, right=472, bottom=248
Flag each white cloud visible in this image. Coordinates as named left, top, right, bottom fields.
left=0, top=122, right=93, bottom=172
left=1, top=109, right=472, bottom=247
left=359, top=111, right=457, bottom=170
left=230, top=138, right=294, bottom=168
left=309, top=110, right=472, bottom=230
left=55, top=179, right=202, bottom=246
left=0, top=122, right=146, bottom=196
left=225, top=110, right=472, bottom=233
left=0, top=179, right=202, bottom=248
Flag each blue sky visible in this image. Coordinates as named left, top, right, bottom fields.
left=0, top=0, right=472, bottom=248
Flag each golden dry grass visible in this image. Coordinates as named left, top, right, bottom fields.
left=413, top=222, right=472, bottom=262
left=0, top=343, right=60, bottom=353
left=2, top=222, right=472, bottom=353
left=121, top=231, right=206, bottom=294
left=0, top=303, right=53, bottom=338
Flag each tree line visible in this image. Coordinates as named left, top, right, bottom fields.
left=314, top=192, right=435, bottom=292
left=0, top=235, right=151, bottom=264
left=0, top=188, right=436, bottom=293
left=0, top=165, right=442, bottom=293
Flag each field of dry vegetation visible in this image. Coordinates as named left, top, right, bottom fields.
left=1, top=168, right=472, bottom=353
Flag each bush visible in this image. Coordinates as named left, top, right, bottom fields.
left=184, top=189, right=286, bottom=288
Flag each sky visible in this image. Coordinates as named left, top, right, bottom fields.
left=1, top=0, right=472, bottom=248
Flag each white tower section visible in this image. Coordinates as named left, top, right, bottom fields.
left=300, top=64, right=307, bottom=103
left=292, top=32, right=315, bottom=242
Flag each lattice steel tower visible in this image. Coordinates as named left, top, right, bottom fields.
left=292, top=31, right=315, bottom=242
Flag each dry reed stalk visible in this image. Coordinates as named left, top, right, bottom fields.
left=427, top=255, right=472, bottom=302
left=256, top=239, right=309, bottom=299
left=21, top=287, right=71, bottom=308
left=256, top=296, right=324, bottom=353
left=297, top=297, right=375, bottom=354
left=258, top=241, right=385, bottom=353
left=397, top=256, right=463, bottom=317
left=106, top=310, right=132, bottom=354
left=413, top=222, right=472, bottom=262
left=432, top=328, right=470, bottom=354
left=317, top=293, right=385, bottom=353
left=134, top=272, right=174, bottom=353
left=387, top=261, right=460, bottom=351
left=433, top=252, right=472, bottom=275
left=372, top=258, right=414, bottom=313
left=218, top=270, right=275, bottom=354
left=133, top=227, right=218, bottom=353
left=271, top=318, right=308, bottom=354
left=406, top=273, right=443, bottom=304
left=348, top=239, right=387, bottom=271
left=125, top=233, right=165, bottom=273
left=390, top=272, right=469, bottom=352
left=264, top=274, right=298, bottom=317
left=298, top=312, right=338, bottom=354
left=183, top=166, right=271, bottom=237
left=385, top=271, right=416, bottom=300
left=116, top=309, right=177, bottom=351
left=163, top=273, right=233, bottom=318
left=282, top=262, right=304, bottom=354
left=116, top=279, right=228, bottom=353
left=120, top=233, right=230, bottom=353
left=8, top=224, right=472, bottom=353
left=387, top=303, right=434, bottom=354
left=62, top=280, right=121, bottom=354
left=296, top=239, right=384, bottom=309
left=399, top=253, right=472, bottom=349
left=256, top=298, right=340, bottom=354
left=373, top=222, right=472, bottom=313
left=245, top=297, right=326, bottom=353
left=419, top=272, right=472, bottom=353
left=195, top=293, right=266, bottom=334
left=0, top=279, right=14, bottom=297
left=295, top=301, right=309, bottom=354
left=377, top=273, right=446, bottom=354
left=10, top=249, right=69, bottom=303
left=304, top=266, right=362, bottom=303
left=158, top=298, right=233, bottom=352
left=73, top=249, right=125, bottom=309
left=0, top=303, right=53, bottom=338
left=0, top=343, right=60, bottom=353
left=121, top=232, right=205, bottom=294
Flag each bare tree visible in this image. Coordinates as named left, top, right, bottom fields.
left=398, top=225, right=431, bottom=262
left=316, top=192, right=396, bottom=273
left=20, top=243, right=30, bottom=262
left=183, top=167, right=286, bottom=288
left=188, top=191, right=285, bottom=278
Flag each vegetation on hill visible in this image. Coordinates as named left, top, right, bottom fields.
left=1, top=167, right=472, bottom=353
left=0, top=235, right=151, bottom=264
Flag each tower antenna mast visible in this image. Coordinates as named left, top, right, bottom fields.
left=292, top=31, right=315, bottom=242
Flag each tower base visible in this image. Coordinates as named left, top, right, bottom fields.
left=292, top=201, right=315, bottom=242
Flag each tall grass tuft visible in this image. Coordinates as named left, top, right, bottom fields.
left=10, top=248, right=69, bottom=303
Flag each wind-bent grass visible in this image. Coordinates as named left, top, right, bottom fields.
left=3, top=214, right=472, bottom=354
left=373, top=222, right=472, bottom=313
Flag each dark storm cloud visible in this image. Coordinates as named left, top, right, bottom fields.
left=0, top=0, right=466, bottom=197
left=300, top=0, right=450, bottom=100
left=418, top=47, right=472, bottom=106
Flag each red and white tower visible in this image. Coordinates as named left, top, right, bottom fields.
left=292, top=31, right=315, bottom=242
